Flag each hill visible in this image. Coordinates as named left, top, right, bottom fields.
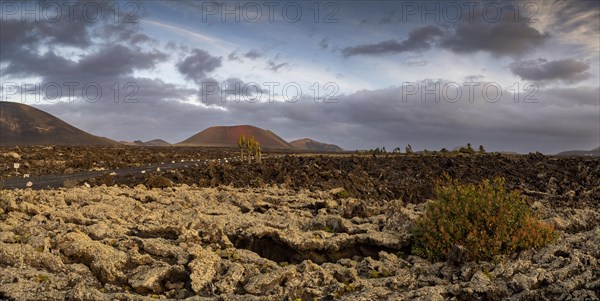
left=289, top=138, right=344, bottom=152
left=0, top=102, right=117, bottom=146
left=178, top=125, right=293, bottom=149
left=555, top=146, right=600, bottom=156
left=121, top=139, right=171, bottom=146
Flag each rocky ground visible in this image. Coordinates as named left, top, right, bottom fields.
left=0, top=146, right=241, bottom=179
left=94, top=153, right=600, bottom=208
left=0, top=180, right=598, bottom=300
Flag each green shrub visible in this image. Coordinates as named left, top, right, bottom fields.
left=35, top=274, right=49, bottom=283
left=412, top=176, right=556, bottom=262
left=332, top=189, right=349, bottom=199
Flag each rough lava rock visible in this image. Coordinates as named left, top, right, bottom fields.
left=0, top=179, right=598, bottom=300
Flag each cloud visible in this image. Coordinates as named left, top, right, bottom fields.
left=3, top=1, right=598, bottom=154
left=267, top=61, right=289, bottom=72
left=36, top=77, right=216, bottom=143
left=244, top=49, right=263, bottom=60
left=21, top=76, right=599, bottom=153
left=191, top=81, right=599, bottom=153
left=439, top=12, right=549, bottom=57
left=533, top=0, right=600, bottom=53
left=177, top=49, right=223, bottom=84
left=0, top=1, right=166, bottom=81
left=341, top=26, right=443, bottom=57
left=265, top=54, right=290, bottom=72
left=78, top=45, right=167, bottom=77
left=510, top=58, right=591, bottom=82
left=227, top=50, right=242, bottom=62
left=340, top=5, right=550, bottom=58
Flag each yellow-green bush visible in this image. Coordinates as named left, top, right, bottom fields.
left=412, top=176, right=555, bottom=262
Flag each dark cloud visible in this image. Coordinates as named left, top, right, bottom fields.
left=0, top=1, right=163, bottom=84
left=510, top=58, right=591, bottom=82
left=341, top=26, right=442, bottom=57
left=227, top=50, right=242, bottom=62
left=244, top=49, right=263, bottom=60
left=177, top=49, right=223, bottom=84
left=281, top=85, right=591, bottom=152
left=440, top=17, right=548, bottom=57
left=267, top=61, right=289, bottom=72
left=188, top=81, right=599, bottom=153
left=265, top=54, right=289, bottom=72
left=0, top=1, right=151, bottom=57
left=341, top=4, right=550, bottom=58
left=3, top=42, right=167, bottom=85
left=78, top=45, right=166, bottom=77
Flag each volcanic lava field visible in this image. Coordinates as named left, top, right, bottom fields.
left=0, top=147, right=598, bottom=300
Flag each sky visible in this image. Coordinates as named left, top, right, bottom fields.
left=1, top=0, right=599, bottom=153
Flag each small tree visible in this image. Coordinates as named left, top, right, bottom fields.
left=237, top=135, right=246, bottom=161
left=479, top=145, right=486, bottom=153
left=247, top=136, right=256, bottom=163
left=405, top=144, right=413, bottom=155
left=256, top=143, right=262, bottom=163
left=459, top=143, right=475, bottom=154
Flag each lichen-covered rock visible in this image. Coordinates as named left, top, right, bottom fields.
left=57, top=231, right=128, bottom=284
left=215, top=262, right=245, bottom=294
left=244, top=266, right=294, bottom=295
left=0, top=183, right=598, bottom=300
left=188, top=246, right=221, bottom=294
left=129, top=264, right=186, bottom=293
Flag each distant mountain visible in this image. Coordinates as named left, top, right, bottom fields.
left=144, top=139, right=171, bottom=146
left=121, top=139, right=171, bottom=146
left=289, top=138, right=344, bottom=152
left=178, top=125, right=293, bottom=149
left=0, top=102, right=117, bottom=146
left=555, top=146, right=600, bottom=156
